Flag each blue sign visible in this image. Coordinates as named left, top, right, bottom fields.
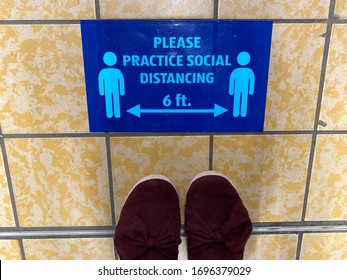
left=81, top=20, right=273, bottom=132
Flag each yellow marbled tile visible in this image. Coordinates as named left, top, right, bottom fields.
left=264, top=24, right=326, bottom=131
left=0, top=25, right=88, bottom=134
left=335, top=0, right=347, bottom=18
left=110, top=136, right=210, bottom=220
left=244, top=234, right=298, bottom=260
left=6, top=138, right=111, bottom=227
left=0, top=0, right=95, bottom=20
left=319, top=25, right=347, bottom=130
left=99, top=0, right=214, bottom=19
left=213, top=135, right=311, bottom=222
left=306, top=135, right=347, bottom=221
left=23, top=238, right=115, bottom=260
left=301, top=233, right=347, bottom=260
left=0, top=146, right=15, bottom=227
left=0, top=240, right=22, bottom=260
left=219, top=0, right=330, bottom=19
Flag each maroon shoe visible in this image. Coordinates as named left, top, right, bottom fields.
left=185, top=171, right=252, bottom=260
left=114, top=175, right=182, bottom=260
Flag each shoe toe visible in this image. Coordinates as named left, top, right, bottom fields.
left=115, top=175, right=182, bottom=260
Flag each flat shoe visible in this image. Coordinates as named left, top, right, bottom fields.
left=115, top=175, right=182, bottom=260
left=185, top=171, right=252, bottom=260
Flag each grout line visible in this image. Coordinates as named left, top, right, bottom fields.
left=95, top=0, right=101, bottom=20
left=300, top=0, right=336, bottom=222
left=272, top=19, right=329, bottom=24
left=0, top=229, right=114, bottom=239
left=3, top=130, right=347, bottom=139
left=296, top=233, right=303, bottom=260
left=252, top=224, right=347, bottom=234
left=300, top=135, right=317, bottom=220
left=333, top=19, right=347, bottom=24
left=2, top=132, right=106, bottom=139
left=1, top=223, right=346, bottom=239
left=213, top=0, right=219, bottom=19
left=105, top=135, right=116, bottom=226
left=1, top=18, right=347, bottom=25
left=251, top=220, right=347, bottom=227
left=0, top=20, right=81, bottom=25
left=317, top=130, right=347, bottom=134
left=314, top=0, right=336, bottom=132
left=0, top=18, right=345, bottom=26
left=209, top=134, right=214, bottom=170
left=0, top=125, right=26, bottom=259
left=105, top=135, right=118, bottom=259
left=0, top=128, right=19, bottom=228
left=18, top=239, right=26, bottom=260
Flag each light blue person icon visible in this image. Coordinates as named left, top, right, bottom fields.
left=229, top=51, right=255, bottom=117
left=98, top=52, right=125, bottom=118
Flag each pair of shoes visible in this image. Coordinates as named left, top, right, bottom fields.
left=114, top=171, right=252, bottom=260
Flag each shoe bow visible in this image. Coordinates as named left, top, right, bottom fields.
left=185, top=201, right=252, bottom=257
left=115, top=209, right=182, bottom=259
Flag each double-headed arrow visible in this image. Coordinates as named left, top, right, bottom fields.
left=127, top=104, right=228, bottom=118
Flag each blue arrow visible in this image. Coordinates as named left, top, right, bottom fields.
left=127, top=104, right=228, bottom=118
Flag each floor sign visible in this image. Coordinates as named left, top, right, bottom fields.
left=81, top=20, right=273, bottom=132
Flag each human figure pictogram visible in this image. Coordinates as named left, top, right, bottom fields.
left=98, top=52, right=125, bottom=118
left=229, top=52, right=255, bottom=117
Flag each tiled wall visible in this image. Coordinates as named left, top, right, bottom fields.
left=0, top=0, right=346, bottom=260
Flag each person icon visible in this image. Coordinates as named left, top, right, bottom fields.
left=229, top=52, right=255, bottom=117
left=98, top=52, right=125, bottom=118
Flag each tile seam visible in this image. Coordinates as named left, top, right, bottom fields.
left=105, top=135, right=118, bottom=259
left=0, top=125, right=26, bottom=259
left=18, top=239, right=26, bottom=260
left=296, top=233, right=304, bottom=260
left=0, top=229, right=114, bottom=239
left=301, top=0, right=336, bottom=225
left=214, top=0, right=219, bottom=19
left=209, top=134, right=214, bottom=170
left=105, top=135, right=116, bottom=227
left=0, top=127, right=20, bottom=227
left=296, top=0, right=337, bottom=259
left=95, top=0, right=101, bottom=20
left=1, top=223, right=347, bottom=239
left=3, top=130, right=347, bottom=139
left=0, top=19, right=346, bottom=25
left=1, top=221, right=345, bottom=232
left=0, top=20, right=81, bottom=25
left=252, top=224, right=347, bottom=234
